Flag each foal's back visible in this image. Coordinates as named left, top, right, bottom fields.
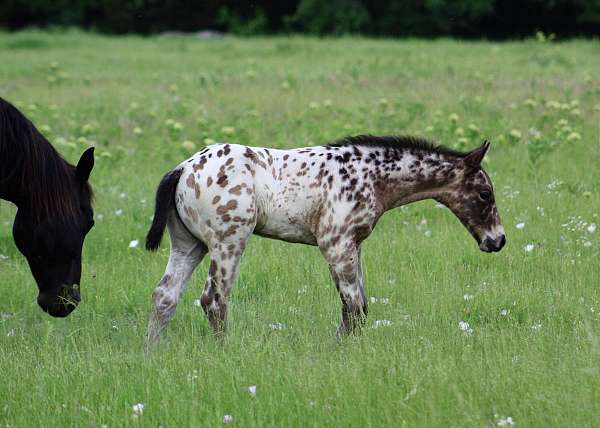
left=175, top=143, right=340, bottom=245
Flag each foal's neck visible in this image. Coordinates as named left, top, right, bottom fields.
left=364, top=147, right=462, bottom=211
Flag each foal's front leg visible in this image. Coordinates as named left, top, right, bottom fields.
left=319, top=239, right=367, bottom=337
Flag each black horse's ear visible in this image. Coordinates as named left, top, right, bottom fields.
left=76, top=147, right=95, bottom=182
left=464, top=140, right=490, bottom=169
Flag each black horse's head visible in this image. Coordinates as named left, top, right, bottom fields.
left=12, top=149, right=95, bottom=317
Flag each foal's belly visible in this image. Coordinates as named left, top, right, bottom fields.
left=253, top=219, right=317, bottom=245
left=252, top=186, right=318, bottom=245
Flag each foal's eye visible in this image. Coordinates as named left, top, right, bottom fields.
left=479, top=190, right=492, bottom=201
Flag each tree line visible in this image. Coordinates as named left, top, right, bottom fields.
left=1, top=0, right=599, bottom=38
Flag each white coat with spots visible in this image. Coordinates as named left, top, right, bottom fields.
left=145, top=136, right=505, bottom=347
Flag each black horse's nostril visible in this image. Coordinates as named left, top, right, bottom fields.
left=67, top=284, right=81, bottom=303
left=38, top=287, right=80, bottom=318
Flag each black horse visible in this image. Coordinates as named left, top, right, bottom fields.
left=0, top=97, right=95, bottom=317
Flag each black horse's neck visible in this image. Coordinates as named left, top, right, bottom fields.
left=0, top=135, right=29, bottom=206
left=0, top=97, right=77, bottom=219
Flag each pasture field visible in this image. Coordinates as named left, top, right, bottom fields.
left=0, top=30, right=599, bottom=427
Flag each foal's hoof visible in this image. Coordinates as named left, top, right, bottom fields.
left=144, top=337, right=159, bottom=356
left=335, top=324, right=351, bottom=341
left=336, top=321, right=364, bottom=340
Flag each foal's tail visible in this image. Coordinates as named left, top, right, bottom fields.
left=146, top=168, right=183, bottom=251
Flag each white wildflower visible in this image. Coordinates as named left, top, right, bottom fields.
left=463, top=294, right=474, bottom=301
left=372, top=320, right=393, bottom=328
left=524, top=244, right=535, bottom=252
left=248, top=385, right=257, bottom=396
left=193, top=299, right=202, bottom=307
left=515, top=222, right=525, bottom=230
left=458, top=320, right=473, bottom=335
left=132, top=403, right=144, bottom=415
left=587, top=223, right=597, bottom=234
left=115, top=209, right=123, bottom=216
left=128, top=240, right=139, bottom=249
left=223, top=415, right=233, bottom=424
left=500, top=309, right=509, bottom=316
left=269, top=322, right=287, bottom=330
left=496, top=416, right=515, bottom=426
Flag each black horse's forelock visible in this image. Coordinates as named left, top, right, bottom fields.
left=328, top=134, right=468, bottom=158
left=0, top=97, right=89, bottom=222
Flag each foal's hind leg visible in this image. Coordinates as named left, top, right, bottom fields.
left=199, top=236, right=250, bottom=336
left=319, top=238, right=367, bottom=337
left=146, top=213, right=207, bottom=350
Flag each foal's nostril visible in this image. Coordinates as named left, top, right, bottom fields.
left=499, top=235, right=506, bottom=249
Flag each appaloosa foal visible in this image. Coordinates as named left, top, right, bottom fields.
left=145, top=136, right=505, bottom=345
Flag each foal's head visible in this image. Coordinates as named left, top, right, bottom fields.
left=437, top=141, right=506, bottom=253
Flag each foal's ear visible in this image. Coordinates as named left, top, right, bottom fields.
left=76, top=147, right=95, bottom=182
left=464, top=140, right=490, bottom=169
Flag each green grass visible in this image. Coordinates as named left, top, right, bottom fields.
left=1, top=29, right=599, bottom=427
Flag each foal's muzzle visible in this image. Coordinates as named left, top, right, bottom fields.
left=37, top=284, right=80, bottom=318
left=479, top=235, right=506, bottom=253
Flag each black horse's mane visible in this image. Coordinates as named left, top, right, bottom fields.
left=0, top=97, right=87, bottom=221
left=329, top=135, right=468, bottom=158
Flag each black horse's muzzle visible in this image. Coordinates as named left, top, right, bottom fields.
left=37, top=284, right=80, bottom=317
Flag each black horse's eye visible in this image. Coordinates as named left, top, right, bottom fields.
left=479, top=190, right=492, bottom=201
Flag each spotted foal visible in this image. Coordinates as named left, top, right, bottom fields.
left=145, top=136, right=505, bottom=346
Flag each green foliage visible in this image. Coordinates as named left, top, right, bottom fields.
left=286, top=0, right=370, bottom=35
left=217, top=7, right=269, bottom=36
left=0, top=0, right=598, bottom=37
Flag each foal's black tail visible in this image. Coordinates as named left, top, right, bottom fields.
left=146, top=168, right=183, bottom=251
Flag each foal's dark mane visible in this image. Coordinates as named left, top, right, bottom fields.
left=0, top=97, right=88, bottom=221
left=329, top=135, right=468, bottom=158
